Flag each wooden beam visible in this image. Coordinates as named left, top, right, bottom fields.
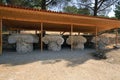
left=95, top=26, right=98, bottom=51
left=60, top=31, right=65, bottom=35
left=1, top=6, right=120, bottom=34
left=35, top=30, right=37, bottom=34
left=2, top=17, right=96, bottom=28
left=71, top=24, right=73, bottom=51
left=115, top=29, right=118, bottom=46
left=0, top=19, right=2, bottom=55
left=41, top=22, right=43, bottom=52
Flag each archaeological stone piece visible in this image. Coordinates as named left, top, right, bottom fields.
left=42, top=35, right=64, bottom=51
left=91, top=33, right=116, bottom=50
left=66, top=36, right=87, bottom=50
left=8, top=34, right=39, bottom=53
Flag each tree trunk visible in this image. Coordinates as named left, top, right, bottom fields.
left=93, top=0, right=98, bottom=16
left=41, top=0, right=46, bottom=10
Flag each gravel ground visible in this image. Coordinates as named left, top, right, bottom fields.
left=0, top=49, right=120, bottom=80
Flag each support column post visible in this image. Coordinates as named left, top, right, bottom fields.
left=71, top=24, right=73, bottom=51
left=95, top=26, right=98, bottom=51
left=78, top=32, right=80, bottom=35
left=0, top=19, right=2, bottom=55
left=35, top=30, right=37, bottom=35
left=115, top=28, right=118, bottom=46
left=40, top=22, right=43, bottom=52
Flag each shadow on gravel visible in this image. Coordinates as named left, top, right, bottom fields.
left=0, top=49, right=97, bottom=67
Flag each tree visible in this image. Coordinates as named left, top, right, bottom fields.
left=78, top=8, right=90, bottom=15
left=63, top=6, right=78, bottom=14
left=0, top=0, right=71, bottom=10
left=0, top=0, right=3, bottom=3
left=115, top=2, right=120, bottom=19
left=74, top=0, right=119, bottom=16
left=3, top=0, right=43, bottom=8
left=40, top=0, right=71, bottom=10
left=63, top=6, right=90, bottom=15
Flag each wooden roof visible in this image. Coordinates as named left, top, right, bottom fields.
left=0, top=4, right=120, bottom=33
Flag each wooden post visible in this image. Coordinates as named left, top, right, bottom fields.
left=71, top=24, right=73, bottom=51
left=95, top=26, right=98, bottom=51
left=115, top=29, right=118, bottom=46
left=0, top=19, right=2, bottom=55
left=60, top=31, right=65, bottom=35
left=60, top=32, right=62, bottom=35
left=41, top=23, right=43, bottom=52
left=35, top=30, right=37, bottom=34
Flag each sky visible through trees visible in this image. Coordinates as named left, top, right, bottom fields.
left=48, top=0, right=118, bottom=17
left=0, top=0, right=119, bottom=17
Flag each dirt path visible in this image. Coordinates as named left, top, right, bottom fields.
left=0, top=49, right=120, bottom=80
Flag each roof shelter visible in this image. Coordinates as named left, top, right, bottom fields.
left=0, top=4, right=120, bottom=54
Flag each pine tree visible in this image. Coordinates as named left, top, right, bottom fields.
left=115, top=2, right=120, bottom=19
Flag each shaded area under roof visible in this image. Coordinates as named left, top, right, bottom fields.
left=3, top=19, right=96, bottom=33
left=0, top=4, right=120, bottom=33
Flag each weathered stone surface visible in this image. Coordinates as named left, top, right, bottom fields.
left=42, top=35, right=64, bottom=51
left=8, top=34, right=39, bottom=53
left=2, top=34, right=16, bottom=49
left=66, top=36, right=87, bottom=50
left=92, top=33, right=117, bottom=50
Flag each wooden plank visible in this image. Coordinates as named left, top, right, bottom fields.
left=115, top=29, right=118, bottom=46
left=1, top=6, right=120, bottom=28
left=71, top=25, right=73, bottom=51
left=1, top=5, right=120, bottom=23
left=60, top=31, right=65, bottom=35
left=1, top=6, right=120, bottom=33
left=2, top=17, right=96, bottom=28
left=41, top=23, right=43, bottom=52
left=95, top=26, right=98, bottom=51
left=0, top=19, right=2, bottom=55
left=35, top=30, right=37, bottom=34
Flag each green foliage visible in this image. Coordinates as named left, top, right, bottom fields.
left=115, top=2, right=120, bottom=19
left=0, top=0, right=71, bottom=10
left=74, top=0, right=118, bottom=16
left=0, top=0, right=2, bottom=3
left=0, top=0, right=48, bottom=9
left=63, top=6, right=78, bottom=14
left=78, top=8, right=90, bottom=15
left=63, top=6, right=90, bottom=15
left=0, top=0, right=7, bottom=4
